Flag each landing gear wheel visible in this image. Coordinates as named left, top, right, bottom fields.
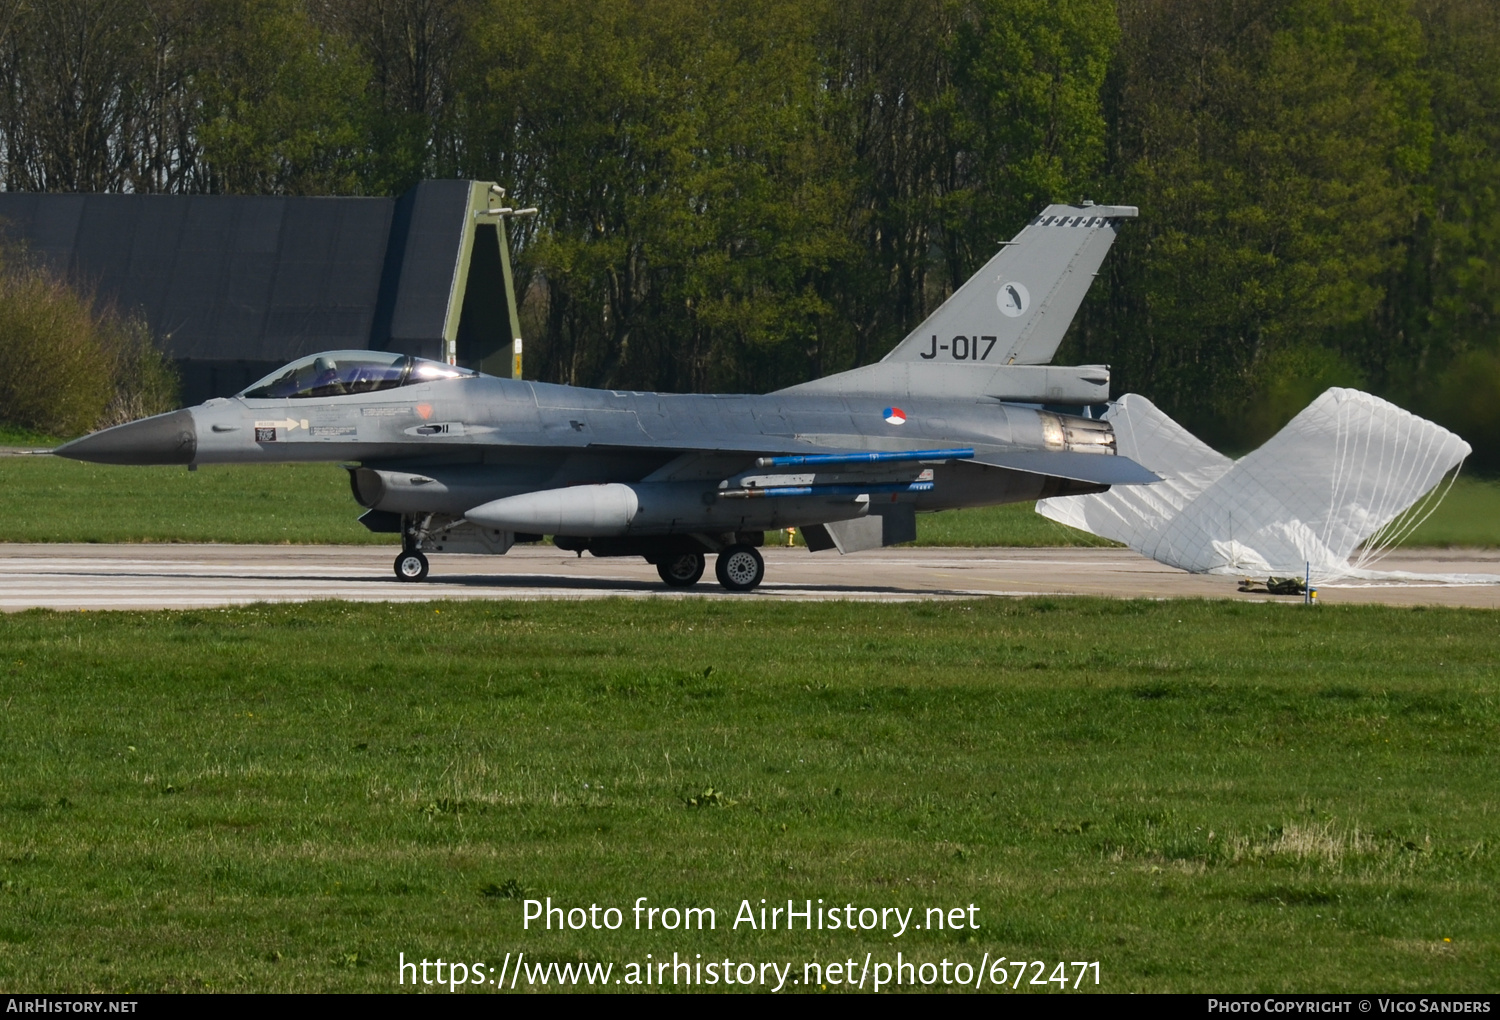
left=656, top=552, right=706, bottom=588
left=394, top=549, right=429, bottom=582
left=714, top=544, right=764, bottom=592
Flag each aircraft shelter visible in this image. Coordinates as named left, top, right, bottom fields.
left=0, top=180, right=515, bottom=405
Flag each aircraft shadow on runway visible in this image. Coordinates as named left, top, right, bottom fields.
left=418, top=572, right=982, bottom=598
left=11, top=565, right=982, bottom=599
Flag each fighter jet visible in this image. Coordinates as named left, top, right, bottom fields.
left=56, top=202, right=1155, bottom=591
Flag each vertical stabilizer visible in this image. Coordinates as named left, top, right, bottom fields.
left=883, top=204, right=1137, bottom=367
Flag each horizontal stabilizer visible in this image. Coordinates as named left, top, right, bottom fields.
left=972, top=448, right=1159, bottom=486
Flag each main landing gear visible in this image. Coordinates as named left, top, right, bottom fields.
left=656, top=551, right=706, bottom=588
left=714, top=544, right=765, bottom=592
left=653, top=545, right=764, bottom=592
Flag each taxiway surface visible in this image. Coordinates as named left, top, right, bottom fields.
left=2, top=544, right=1498, bottom=611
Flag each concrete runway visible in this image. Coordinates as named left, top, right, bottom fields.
left=3, top=543, right=1498, bottom=611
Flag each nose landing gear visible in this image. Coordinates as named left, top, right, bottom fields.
left=394, top=549, right=429, bottom=582
left=395, top=515, right=431, bottom=581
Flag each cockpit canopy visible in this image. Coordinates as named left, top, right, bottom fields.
left=238, top=352, right=477, bottom=400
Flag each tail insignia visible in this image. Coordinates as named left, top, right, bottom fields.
left=997, top=282, right=1029, bottom=317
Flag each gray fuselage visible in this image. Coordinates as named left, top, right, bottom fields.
left=64, top=368, right=1118, bottom=540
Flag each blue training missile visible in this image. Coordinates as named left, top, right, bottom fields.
left=754, top=448, right=974, bottom=468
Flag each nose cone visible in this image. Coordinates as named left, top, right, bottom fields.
left=54, top=409, right=197, bottom=465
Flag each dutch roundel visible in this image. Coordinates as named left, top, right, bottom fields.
left=883, top=407, right=907, bottom=425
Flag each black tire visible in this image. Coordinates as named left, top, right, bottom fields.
left=714, top=544, right=764, bottom=592
left=656, top=552, right=705, bottom=588
left=394, top=549, right=429, bottom=582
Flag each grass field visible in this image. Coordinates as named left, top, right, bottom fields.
left=4, top=459, right=394, bottom=545
left=0, top=425, right=59, bottom=447
left=1, top=598, right=1495, bottom=992
left=1390, top=476, right=1500, bottom=548
left=5, top=453, right=1499, bottom=548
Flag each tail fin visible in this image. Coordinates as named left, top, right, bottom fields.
left=883, top=203, right=1136, bottom=367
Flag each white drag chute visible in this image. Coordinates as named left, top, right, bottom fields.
left=1037, top=389, right=1472, bottom=578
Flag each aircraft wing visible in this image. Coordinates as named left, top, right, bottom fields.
left=614, top=439, right=1158, bottom=487
left=630, top=441, right=970, bottom=484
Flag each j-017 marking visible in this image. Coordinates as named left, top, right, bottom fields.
left=919, top=335, right=999, bottom=361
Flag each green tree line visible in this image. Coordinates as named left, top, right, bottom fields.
left=2, top=0, right=1497, bottom=462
